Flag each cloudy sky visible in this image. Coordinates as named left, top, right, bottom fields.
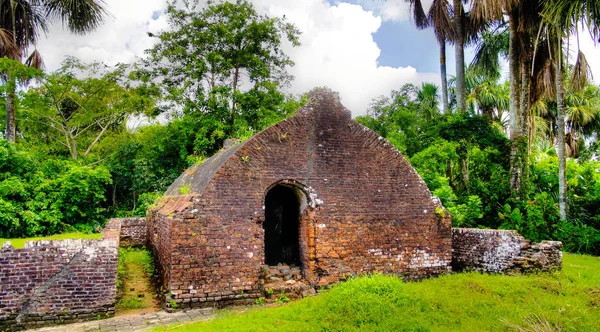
left=35, top=0, right=600, bottom=117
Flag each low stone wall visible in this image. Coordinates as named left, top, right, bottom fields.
left=0, top=219, right=121, bottom=331
left=452, top=228, right=562, bottom=273
left=119, top=217, right=147, bottom=247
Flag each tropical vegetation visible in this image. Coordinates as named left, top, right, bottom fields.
left=1, top=0, right=600, bottom=255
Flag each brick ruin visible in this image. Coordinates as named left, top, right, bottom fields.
left=452, top=228, right=563, bottom=273
left=0, top=219, right=121, bottom=331
left=147, top=89, right=454, bottom=309
left=119, top=217, right=147, bottom=247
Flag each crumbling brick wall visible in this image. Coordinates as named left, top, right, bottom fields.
left=150, top=90, right=453, bottom=309
left=452, top=228, right=562, bottom=273
left=0, top=219, right=120, bottom=331
left=120, top=217, right=147, bottom=247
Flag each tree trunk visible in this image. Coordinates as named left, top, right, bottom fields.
left=556, top=33, right=567, bottom=221
left=4, top=75, right=17, bottom=142
left=508, top=11, right=524, bottom=193
left=460, top=155, right=469, bottom=188
left=440, top=41, right=449, bottom=114
left=68, top=132, right=78, bottom=160
left=517, top=60, right=531, bottom=196
left=453, top=0, right=465, bottom=112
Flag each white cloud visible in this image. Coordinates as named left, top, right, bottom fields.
left=36, top=0, right=441, bottom=116
left=36, top=0, right=168, bottom=70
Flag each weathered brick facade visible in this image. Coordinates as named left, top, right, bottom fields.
left=148, top=90, right=453, bottom=309
left=452, top=228, right=562, bottom=273
left=0, top=219, right=120, bottom=330
left=120, top=217, right=147, bottom=247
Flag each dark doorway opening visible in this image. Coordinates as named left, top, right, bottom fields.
left=264, top=185, right=301, bottom=266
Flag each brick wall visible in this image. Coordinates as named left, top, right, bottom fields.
left=150, top=90, right=453, bottom=309
left=120, top=217, right=147, bottom=247
left=0, top=219, right=120, bottom=330
left=452, top=228, right=562, bottom=273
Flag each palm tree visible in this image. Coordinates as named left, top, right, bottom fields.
left=416, top=82, right=441, bottom=121
left=471, top=0, right=547, bottom=196
left=541, top=0, right=600, bottom=220
left=1, top=0, right=109, bottom=143
left=405, top=0, right=454, bottom=114
left=453, top=0, right=466, bottom=112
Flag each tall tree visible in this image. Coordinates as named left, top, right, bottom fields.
left=405, top=0, right=454, bottom=114
left=542, top=0, right=600, bottom=220
left=453, top=0, right=466, bottom=112
left=471, top=0, right=547, bottom=196
left=0, top=0, right=108, bottom=143
left=20, top=57, right=157, bottom=160
left=141, top=0, right=301, bottom=147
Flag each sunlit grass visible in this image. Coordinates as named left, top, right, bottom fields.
left=154, top=253, right=600, bottom=331
left=116, top=247, right=157, bottom=312
left=0, top=232, right=103, bottom=249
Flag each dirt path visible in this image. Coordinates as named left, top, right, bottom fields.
left=29, top=308, right=215, bottom=332
left=116, top=248, right=160, bottom=315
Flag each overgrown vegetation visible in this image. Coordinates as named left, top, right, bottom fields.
left=153, top=254, right=600, bottom=331
left=116, top=247, right=157, bottom=312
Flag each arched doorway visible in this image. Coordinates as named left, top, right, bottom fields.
left=263, top=184, right=301, bottom=266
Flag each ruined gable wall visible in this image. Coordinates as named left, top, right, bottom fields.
left=0, top=219, right=120, bottom=330
left=162, top=95, right=452, bottom=309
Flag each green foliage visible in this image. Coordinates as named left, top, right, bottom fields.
left=154, top=254, right=600, bottom=331
left=448, top=195, right=484, bottom=228
left=134, top=191, right=163, bottom=217
left=19, top=57, right=157, bottom=160
left=274, top=292, right=290, bottom=304
left=0, top=140, right=111, bottom=237
left=179, top=183, right=191, bottom=195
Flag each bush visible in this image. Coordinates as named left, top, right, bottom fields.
left=0, top=141, right=111, bottom=237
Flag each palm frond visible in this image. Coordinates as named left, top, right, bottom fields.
left=470, top=26, right=508, bottom=80
left=44, top=0, right=110, bottom=35
left=0, top=28, right=20, bottom=59
left=0, top=0, right=47, bottom=52
left=471, top=0, right=504, bottom=27
left=428, top=0, right=454, bottom=44
left=571, top=50, right=592, bottom=92
left=25, top=49, right=44, bottom=69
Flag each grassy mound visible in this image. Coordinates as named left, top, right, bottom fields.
left=155, top=253, right=600, bottom=331
left=0, top=232, right=102, bottom=248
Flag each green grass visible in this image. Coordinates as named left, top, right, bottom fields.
left=116, top=247, right=157, bottom=312
left=154, top=253, right=600, bottom=331
left=0, top=232, right=103, bottom=248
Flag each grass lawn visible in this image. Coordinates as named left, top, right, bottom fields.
left=0, top=232, right=103, bottom=248
left=154, top=253, right=600, bottom=331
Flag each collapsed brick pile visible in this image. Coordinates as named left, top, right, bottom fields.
left=452, top=228, right=562, bottom=273
left=510, top=241, right=563, bottom=272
